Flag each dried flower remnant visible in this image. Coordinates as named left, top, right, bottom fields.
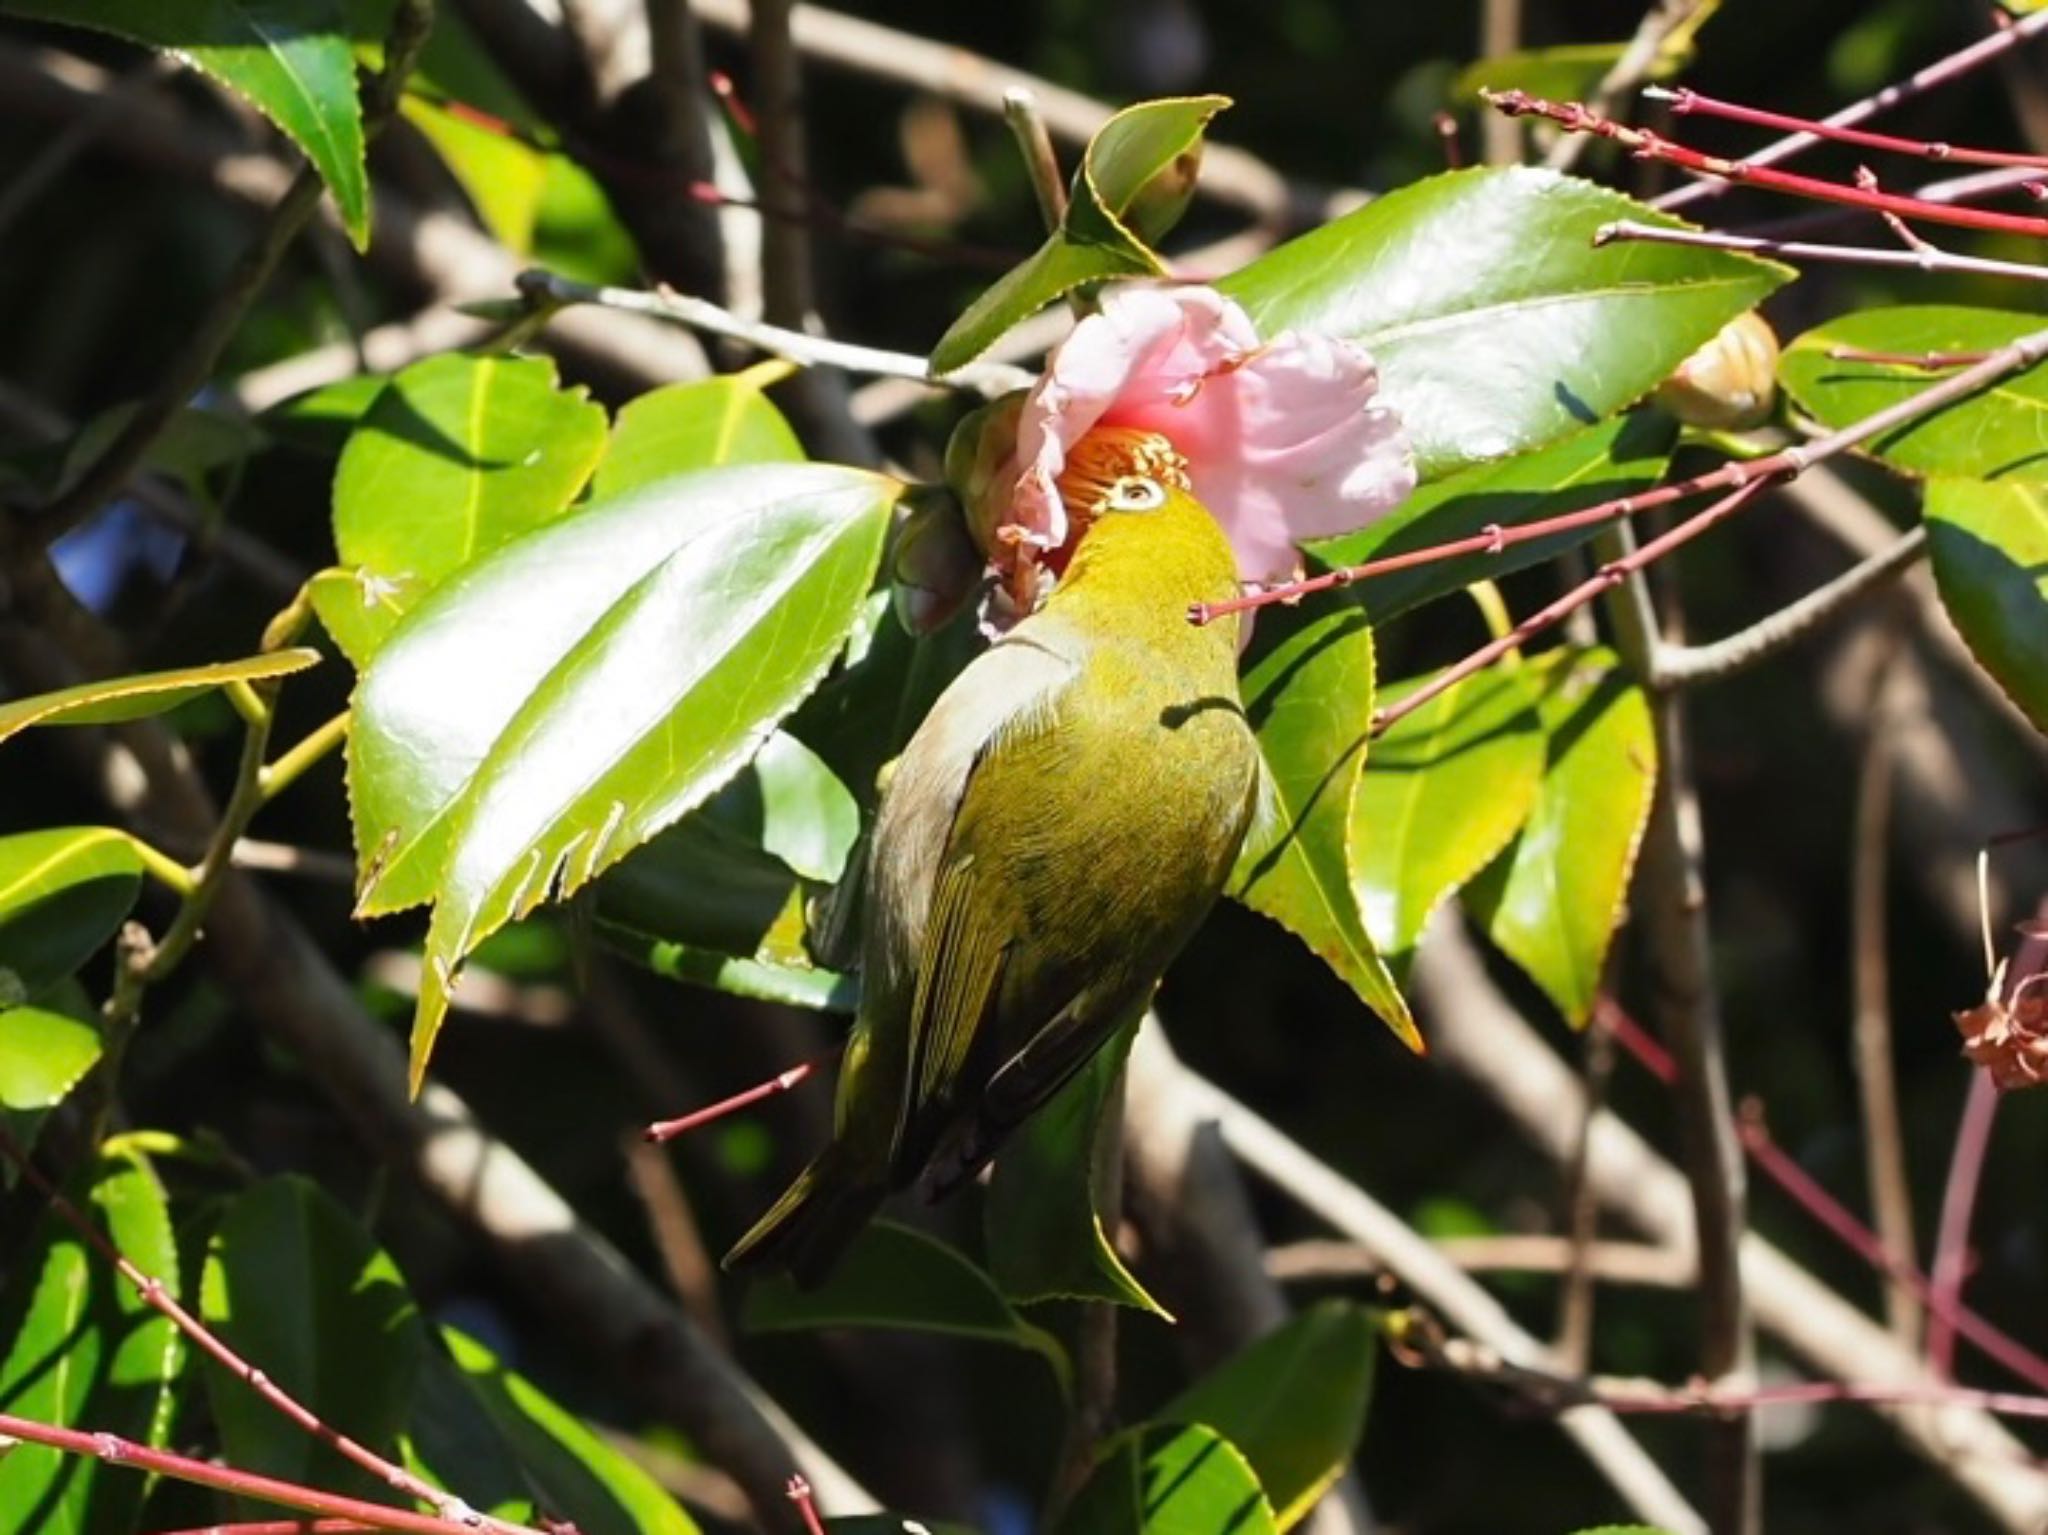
left=1955, top=962, right=2048, bottom=1090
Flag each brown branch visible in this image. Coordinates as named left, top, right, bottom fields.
left=1267, top=1235, right=1695, bottom=1289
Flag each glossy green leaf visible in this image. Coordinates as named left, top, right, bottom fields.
left=928, top=97, right=1225, bottom=373
left=1924, top=478, right=2048, bottom=731
left=745, top=1221, right=1069, bottom=1389
left=1310, top=414, right=1675, bottom=624
left=1780, top=307, right=2048, bottom=484
left=1352, top=667, right=1544, bottom=969
left=0, top=650, right=321, bottom=746
left=1465, top=648, right=1656, bottom=1026
left=594, top=732, right=861, bottom=1007
left=332, top=353, right=610, bottom=597
left=985, top=1019, right=1167, bottom=1316
left=403, top=94, right=547, bottom=252
left=344, top=464, right=897, bottom=1089
left=1157, top=1302, right=1376, bottom=1531
left=1231, top=609, right=1417, bottom=1049
left=0, top=1151, right=182, bottom=1534
left=0, top=0, right=371, bottom=244
left=404, top=1327, right=699, bottom=1535
left=0, top=1006, right=102, bottom=1110
left=0, top=828, right=145, bottom=1006
left=592, top=376, right=805, bottom=500
left=1057, top=1422, right=1277, bottom=1535
left=201, top=1176, right=426, bottom=1502
left=1220, top=166, right=1789, bottom=480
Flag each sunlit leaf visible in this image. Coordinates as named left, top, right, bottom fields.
left=1924, top=478, right=2048, bottom=731
left=1157, top=1302, right=1376, bottom=1531
left=0, top=827, right=145, bottom=1006
left=0, top=1006, right=102, bottom=1111
left=1220, top=167, right=1789, bottom=480
left=1780, top=307, right=2048, bottom=484
left=0, top=0, right=372, bottom=244
left=0, top=651, right=321, bottom=746
left=1056, top=1422, right=1277, bottom=1535
left=403, top=94, right=547, bottom=252
left=1352, top=667, right=1544, bottom=969
left=1465, top=648, right=1656, bottom=1026
left=592, top=376, right=805, bottom=500
left=1231, top=608, right=1417, bottom=1048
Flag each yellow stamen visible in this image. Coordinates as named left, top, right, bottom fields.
left=1056, top=427, right=1190, bottom=515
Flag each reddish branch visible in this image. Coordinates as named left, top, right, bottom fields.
left=1486, top=88, right=2048, bottom=239
left=0, top=1130, right=541, bottom=1535
left=0, top=1412, right=484, bottom=1535
left=645, top=1056, right=829, bottom=1143
left=1648, top=85, right=2048, bottom=173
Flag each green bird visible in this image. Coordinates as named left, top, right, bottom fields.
left=724, top=439, right=1263, bottom=1283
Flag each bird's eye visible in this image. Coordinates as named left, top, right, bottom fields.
left=1105, top=475, right=1167, bottom=513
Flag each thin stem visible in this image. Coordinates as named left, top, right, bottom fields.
left=1369, top=477, right=1777, bottom=739
left=1543, top=0, right=1720, bottom=173
left=259, top=710, right=351, bottom=803
left=1198, top=320, right=2048, bottom=627
left=0, top=1130, right=543, bottom=1535
left=125, top=832, right=199, bottom=897
left=1003, top=88, right=1069, bottom=230
left=1849, top=638, right=1919, bottom=1345
left=1652, top=9, right=2048, bottom=213
left=1596, top=218, right=2048, bottom=285
left=646, top=1058, right=825, bottom=1143
left=1649, top=84, right=2048, bottom=172
left=0, top=1411, right=488, bottom=1535
left=514, top=268, right=1035, bottom=394
left=1928, top=1068, right=2002, bottom=1378
left=1489, top=89, right=2048, bottom=239
left=1651, top=528, right=1927, bottom=688
left=1556, top=1003, right=1617, bottom=1373
left=37, top=0, right=435, bottom=547
left=1268, top=1234, right=1695, bottom=1288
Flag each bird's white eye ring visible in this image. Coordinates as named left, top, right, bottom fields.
left=1106, top=475, right=1167, bottom=513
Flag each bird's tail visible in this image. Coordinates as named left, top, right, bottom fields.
left=722, top=1141, right=885, bottom=1287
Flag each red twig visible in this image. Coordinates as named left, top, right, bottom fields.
left=0, top=1412, right=481, bottom=1535
left=785, top=1475, right=827, bottom=1535
left=1597, top=996, right=1678, bottom=1085
left=645, top=1057, right=830, bottom=1144
left=146, top=1523, right=375, bottom=1534
left=1192, top=316, right=2048, bottom=630
left=1368, top=477, right=1776, bottom=737
left=1487, top=89, right=2048, bottom=239
left=1433, top=110, right=1464, bottom=170
left=0, top=1131, right=537, bottom=1535
left=1928, top=1068, right=2000, bottom=1379
left=1653, top=9, right=2048, bottom=213
left=1649, top=85, right=2048, bottom=172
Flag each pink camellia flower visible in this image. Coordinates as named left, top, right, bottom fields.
left=971, top=282, right=1415, bottom=627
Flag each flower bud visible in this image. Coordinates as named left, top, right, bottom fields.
left=1654, top=310, right=1780, bottom=431
left=943, top=391, right=1026, bottom=557
left=890, top=489, right=983, bottom=636
left=1121, top=142, right=1204, bottom=245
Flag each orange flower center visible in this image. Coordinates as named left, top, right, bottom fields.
left=1055, top=427, right=1190, bottom=517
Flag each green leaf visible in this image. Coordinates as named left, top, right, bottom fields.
left=592, top=376, right=805, bottom=500
left=344, top=463, right=898, bottom=1090
left=404, top=1327, right=700, bottom=1535
left=201, top=1176, right=426, bottom=1503
left=0, top=651, right=321, bottom=746
left=928, top=97, right=1226, bottom=373
left=1465, top=648, right=1656, bottom=1026
left=1924, top=478, right=2048, bottom=731
left=0, top=0, right=371, bottom=245
left=0, top=1006, right=102, bottom=1110
left=1156, top=1302, right=1376, bottom=1531
left=985, top=1019, right=1167, bottom=1316
left=402, top=94, right=547, bottom=252
left=308, top=565, right=418, bottom=670
left=1352, top=667, right=1544, bottom=969
left=1219, top=166, right=1790, bottom=481
left=593, top=732, right=861, bottom=1007
left=0, top=827, right=145, bottom=1006
left=1231, top=609, right=1417, bottom=1049
left=0, top=1151, right=183, bottom=1534
left=1309, top=414, right=1676, bottom=624
left=1450, top=44, right=1628, bottom=105
left=1779, top=307, right=2048, bottom=484
left=1057, top=1422, right=1277, bottom=1535
left=332, top=352, right=610, bottom=596
left=744, top=1221, right=1069, bottom=1389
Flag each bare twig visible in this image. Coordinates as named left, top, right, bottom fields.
left=1478, top=0, right=1523, bottom=167
left=1652, top=9, right=2048, bottom=213
left=1544, top=0, right=1718, bottom=173
left=1650, top=83, right=2048, bottom=172
left=1556, top=1004, right=1617, bottom=1373
left=1003, top=88, right=1069, bottom=230
left=1929, top=1069, right=2001, bottom=1379
left=1268, top=1235, right=1695, bottom=1289
left=1596, top=219, right=2048, bottom=285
